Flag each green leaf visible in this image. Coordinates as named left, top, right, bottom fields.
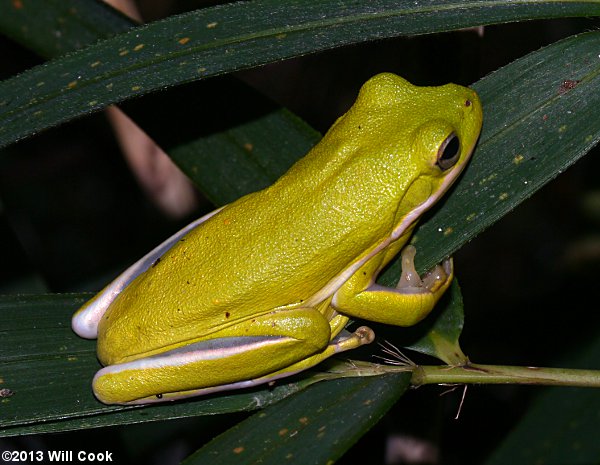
left=183, top=373, right=411, bottom=465
left=0, top=0, right=133, bottom=58
left=4, top=0, right=600, bottom=64
left=1, top=0, right=599, bottom=151
left=0, top=292, right=401, bottom=437
left=378, top=30, right=600, bottom=369
left=485, top=336, right=600, bottom=465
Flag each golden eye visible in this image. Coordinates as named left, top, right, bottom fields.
left=437, top=133, right=461, bottom=171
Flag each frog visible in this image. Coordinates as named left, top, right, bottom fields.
left=72, top=73, right=482, bottom=404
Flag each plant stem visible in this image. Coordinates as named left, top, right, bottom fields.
left=411, top=363, right=600, bottom=387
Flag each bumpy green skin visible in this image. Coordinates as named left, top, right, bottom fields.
left=72, top=73, right=482, bottom=404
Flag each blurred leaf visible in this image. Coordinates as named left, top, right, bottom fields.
left=120, top=78, right=320, bottom=205
left=183, top=373, right=411, bottom=465
left=0, top=0, right=321, bottom=205
left=485, top=336, right=600, bottom=465
left=1, top=0, right=600, bottom=151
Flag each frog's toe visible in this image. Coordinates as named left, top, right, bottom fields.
left=421, top=257, right=453, bottom=293
left=396, top=245, right=453, bottom=295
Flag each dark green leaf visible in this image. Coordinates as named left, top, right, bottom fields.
left=0, top=0, right=320, bottom=206
left=1, top=0, right=599, bottom=151
left=377, top=31, right=600, bottom=371
left=183, top=373, right=411, bottom=465
left=0, top=0, right=133, bottom=58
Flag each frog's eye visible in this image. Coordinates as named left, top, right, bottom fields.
left=436, top=133, right=461, bottom=171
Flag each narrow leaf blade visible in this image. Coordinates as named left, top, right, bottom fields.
left=0, top=294, right=327, bottom=436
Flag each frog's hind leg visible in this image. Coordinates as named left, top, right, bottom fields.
left=92, top=308, right=374, bottom=405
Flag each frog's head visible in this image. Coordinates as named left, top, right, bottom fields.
left=346, top=73, right=483, bottom=237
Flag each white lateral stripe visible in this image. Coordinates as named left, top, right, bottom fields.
left=126, top=366, right=306, bottom=404
left=97, top=337, right=287, bottom=376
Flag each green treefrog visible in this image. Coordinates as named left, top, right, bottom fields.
left=72, top=73, right=482, bottom=405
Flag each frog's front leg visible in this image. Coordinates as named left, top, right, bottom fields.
left=92, top=308, right=373, bottom=405
left=333, top=245, right=453, bottom=326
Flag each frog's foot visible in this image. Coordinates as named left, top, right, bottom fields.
left=332, top=326, right=376, bottom=351
left=396, top=245, right=453, bottom=296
